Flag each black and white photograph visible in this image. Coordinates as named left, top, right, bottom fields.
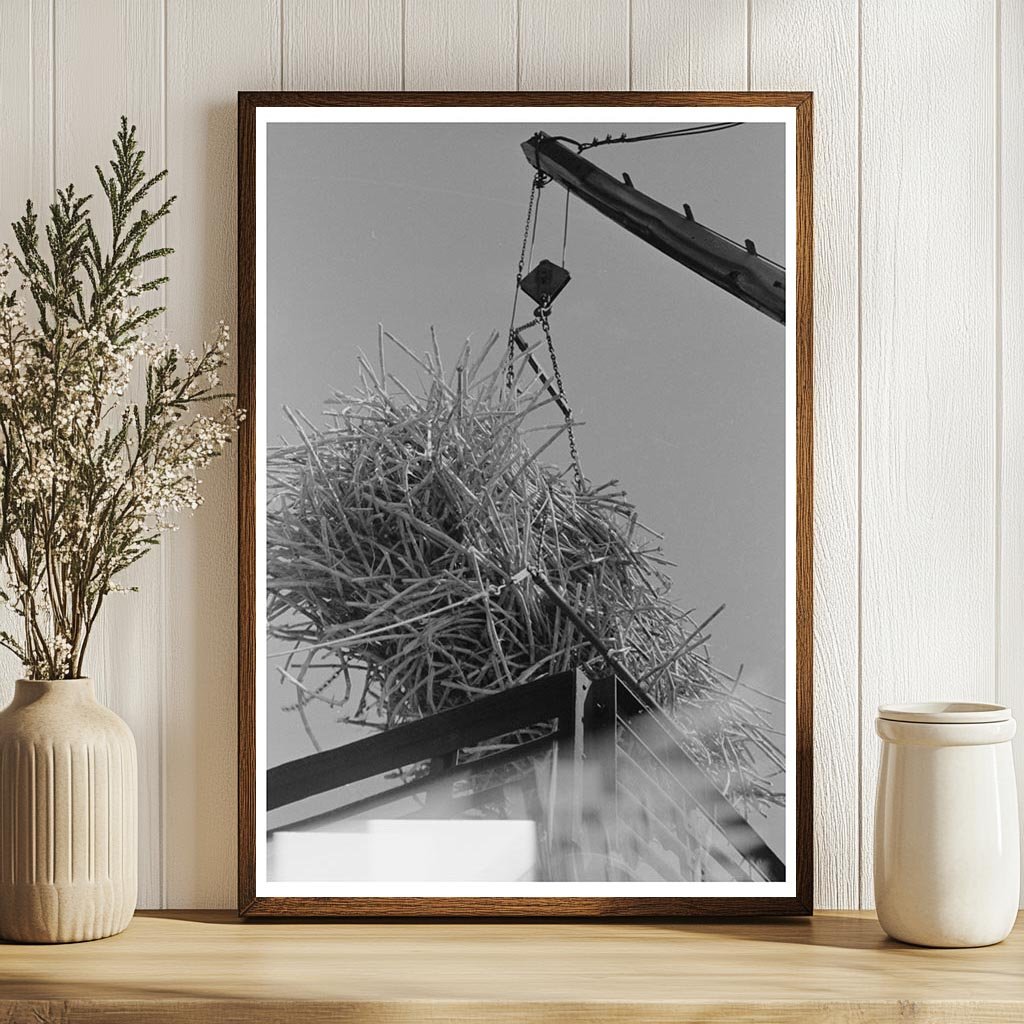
left=245, top=99, right=808, bottom=911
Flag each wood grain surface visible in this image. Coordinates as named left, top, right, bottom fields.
left=857, top=0, right=999, bottom=910
left=1, top=910, right=1023, bottom=1023
left=52, top=0, right=167, bottom=911
left=630, top=0, right=746, bottom=91
left=0, top=1, right=1018, bottom=914
left=164, top=0, right=280, bottom=910
left=750, top=0, right=860, bottom=914
left=1001, top=0, right=1024, bottom=916
left=283, top=0, right=402, bottom=91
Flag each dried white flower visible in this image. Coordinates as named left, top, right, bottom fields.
left=0, top=119, right=247, bottom=679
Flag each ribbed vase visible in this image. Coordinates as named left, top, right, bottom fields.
left=0, top=678, right=137, bottom=943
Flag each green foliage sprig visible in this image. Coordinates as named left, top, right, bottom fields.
left=0, top=118, right=240, bottom=679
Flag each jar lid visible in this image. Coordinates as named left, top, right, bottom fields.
left=877, top=701, right=1011, bottom=724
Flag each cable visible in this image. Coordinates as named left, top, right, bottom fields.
left=560, top=187, right=570, bottom=268
left=526, top=176, right=543, bottom=272
left=546, top=121, right=743, bottom=153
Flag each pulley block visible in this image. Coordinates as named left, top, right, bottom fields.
left=519, top=259, right=571, bottom=308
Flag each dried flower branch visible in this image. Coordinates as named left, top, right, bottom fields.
left=0, top=118, right=241, bottom=679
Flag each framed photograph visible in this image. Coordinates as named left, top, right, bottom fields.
left=238, top=91, right=812, bottom=917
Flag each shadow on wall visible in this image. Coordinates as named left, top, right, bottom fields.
left=162, top=100, right=242, bottom=902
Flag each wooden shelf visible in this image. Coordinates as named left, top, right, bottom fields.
left=2, top=910, right=1022, bottom=1022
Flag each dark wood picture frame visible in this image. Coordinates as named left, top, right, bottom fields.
left=238, top=91, right=813, bottom=918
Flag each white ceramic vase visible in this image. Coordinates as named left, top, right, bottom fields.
left=0, top=678, right=137, bottom=943
left=874, top=701, right=1019, bottom=947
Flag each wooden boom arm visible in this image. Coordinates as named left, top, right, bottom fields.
left=521, top=133, right=786, bottom=324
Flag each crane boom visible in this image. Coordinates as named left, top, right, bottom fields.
left=521, top=133, right=786, bottom=324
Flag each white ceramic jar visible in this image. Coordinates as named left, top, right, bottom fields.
left=874, top=702, right=1019, bottom=948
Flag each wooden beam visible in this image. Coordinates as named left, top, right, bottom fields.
left=267, top=670, right=576, bottom=811
left=521, top=133, right=786, bottom=323
left=274, top=733, right=558, bottom=831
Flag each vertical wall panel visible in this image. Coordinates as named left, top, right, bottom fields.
left=0, top=0, right=53, bottom=698
left=404, top=0, right=516, bottom=90
left=0, top=0, right=1014, bottom=912
left=164, top=0, right=280, bottom=908
left=860, top=0, right=997, bottom=907
left=284, top=0, right=402, bottom=90
left=0, top=0, right=51, bottom=227
left=630, top=1, right=746, bottom=90
left=750, top=0, right=860, bottom=910
left=519, top=0, right=629, bottom=90
left=51, top=0, right=166, bottom=909
left=1000, top=0, right=1024, bottom=900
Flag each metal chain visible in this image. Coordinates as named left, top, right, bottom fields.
left=538, top=303, right=583, bottom=492
left=506, top=170, right=583, bottom=493
left=506, top=172, right=547, bottom=392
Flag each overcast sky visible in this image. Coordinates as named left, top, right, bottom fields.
left=265, top=118, right=787, bottom=846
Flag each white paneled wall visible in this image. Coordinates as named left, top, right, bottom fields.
left=0, top=0, right=1017, bottom=910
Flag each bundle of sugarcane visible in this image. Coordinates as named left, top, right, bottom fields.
left=266, top=329, right=783, bottom=812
